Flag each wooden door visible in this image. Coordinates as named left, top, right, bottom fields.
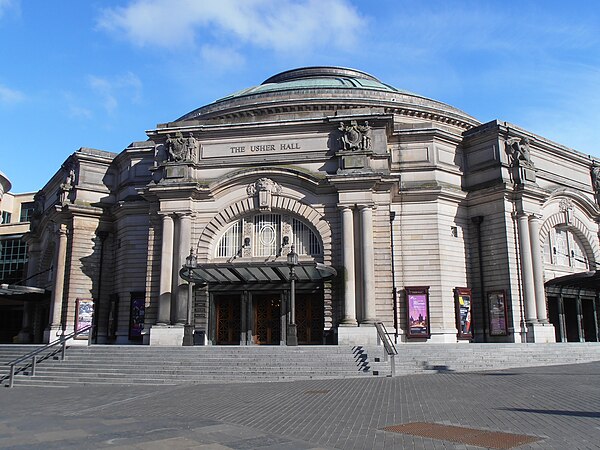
left=215, top=295, right=241, bottom=345
left=253, top=295, right=281, bottom=345
left=296, top=293, right=324, bottom=345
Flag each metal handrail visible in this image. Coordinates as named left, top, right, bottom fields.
left=3, top=325, right=91, bottom=388
left=375, top=321, right=398, bottom=377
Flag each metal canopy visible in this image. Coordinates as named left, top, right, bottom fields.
left=0, top=285, right=48, bottom=302
left=545, top=270, right=600, bottom=290
left=179, top=261, right=336, bottom=286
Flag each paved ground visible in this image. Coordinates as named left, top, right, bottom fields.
left=1, top=362, right=600, bottom=449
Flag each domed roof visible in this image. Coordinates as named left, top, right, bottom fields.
left=174, top=66, right=479, bottom=129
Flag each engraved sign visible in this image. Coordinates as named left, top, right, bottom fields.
left=201, top=135, right=327, bottom=159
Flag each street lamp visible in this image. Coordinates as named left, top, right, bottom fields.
left=183, top=247, right=197, bottom=346
left=286, top=244, right=299, bottom=346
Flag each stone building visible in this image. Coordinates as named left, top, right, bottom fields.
left=13, top=66, right=600, bottom=346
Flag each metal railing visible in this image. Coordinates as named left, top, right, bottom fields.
left=375, top=321, right=398, bottom=377
left=3, top=325, right=91, bottom=388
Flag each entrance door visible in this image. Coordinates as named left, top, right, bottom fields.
left=215, top=295, right=241, bottom=345
left=253, top=295, right=281, bottom=345
left=296, top=293, right=323, bottom=344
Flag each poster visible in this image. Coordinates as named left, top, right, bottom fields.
left=75, top=298, right=94, bottom=339
left=488, top=290, right=508, bottom=336
left=406, top=287, right=430, bottom=338
left=129, top=294, right=145, bottom=340
left=455, top=287, right=473, bottom=339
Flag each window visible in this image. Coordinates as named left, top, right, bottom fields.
left=0, top=237, right=28, bottom=284
left=543, top=227, right=589, bottom=271
left=215, top=214, right=322, bottom=259
left=1, top=211, right=11, bottom=224
left=19, top=202, right=35, bottom=223
left=254, top=214, right=281, bottom=257
left=216, top=221, right=242, bottom=258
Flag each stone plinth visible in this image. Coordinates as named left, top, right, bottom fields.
left=149, top=325, right=184, bottom=346
left=337, top=325, right=378, bottom=345
left=526, top=323, right=556, bottom=343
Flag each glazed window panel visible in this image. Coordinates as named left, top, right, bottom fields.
left=254, top=214, right=281, bottom=257
left=292, top=218, right=322, bottom=256
left=0, top=237, right=28, bottom=284
left=216, top=220, right=242, bottom=258
left=570, top=233, right=588, bottom=270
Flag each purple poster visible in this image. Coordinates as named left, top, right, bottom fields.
left=488, top=291, right=508, bottom=336
left=129, top=295, right=145, bottom=340
left=75, top=298, right=93, bottom=339
left=406, top=287, right=430, bottom=338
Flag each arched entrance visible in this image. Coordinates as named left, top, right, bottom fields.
left=545, top=271, right=600, bottom=342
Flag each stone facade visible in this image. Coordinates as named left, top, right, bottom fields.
left=12, top=67, right=600, bottom=346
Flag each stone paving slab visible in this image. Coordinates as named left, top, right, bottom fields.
left=1, top=362, right=600, bottom=449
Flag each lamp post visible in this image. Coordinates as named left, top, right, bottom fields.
left=286, top=245, right=299, bottom=346
left=183, top=247, right=197, bottom=346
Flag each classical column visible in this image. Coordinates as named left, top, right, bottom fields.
left=339, top=205, right=357, bottom=325
left=48, top=223, right=68, bottom=333
left=360, top=205, right=377, bottom=324
left=175, top=213, right=192, bottom=324
left=517, top=213, right=537, bottom=323
left=158, top=214, right=174, bottom=324
left=529, top=214, right=548, bottom=323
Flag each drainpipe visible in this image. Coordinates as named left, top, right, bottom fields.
left=471, top=216, right=487, bottom=342
left=389, top=210, right=398, bottom=343
left=92, top=231, right=109, bottom=344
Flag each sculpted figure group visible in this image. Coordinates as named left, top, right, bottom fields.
left=165, top=132, right=198, bottom=162
left=339, top=120, right=372, bottom=151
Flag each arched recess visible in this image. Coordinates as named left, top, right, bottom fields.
left=539, top=211, right=599, bottom=270
left=195, top=196, right=332, bottom=263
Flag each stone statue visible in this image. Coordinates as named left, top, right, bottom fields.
left=591, top=163, right=600, bottom=204
left=165, top=132, right=187, bottom=162
left=185, top=133, right=198, bottom=162
left=339, top=120, right=371, bottom=151
left=506, top=137, right=534, bottom=169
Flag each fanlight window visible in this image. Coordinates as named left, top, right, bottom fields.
left=216, top=221, right=242, bottom=258
left=543, top=227, right=588, bottom=271
left=215, top=214, right=322, bottom=258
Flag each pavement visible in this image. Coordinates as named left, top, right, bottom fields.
left=1, top=361, right=600, bottom=449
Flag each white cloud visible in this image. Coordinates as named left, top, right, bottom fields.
left=0, top=83, right=24, bottom=104
left=200, top=45, right=244, bottom=70
left=97, top=0, right=365, bottom=56
left=0, top=0, right=19, bottom=20
left=88, top=72, right=142, bottom=114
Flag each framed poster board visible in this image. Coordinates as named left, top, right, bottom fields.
left=406, top=286, right=430, bottom=338
left=454, top=287, right=473, bottom=339
left=75, top=298, right=94, bottom=339
left=488, top=290, right=508, bottom=336
left=129, top=293, right=145, bottom=340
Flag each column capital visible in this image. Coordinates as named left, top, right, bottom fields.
left=357, top=203, right=375, bottom=211
left=529, top=213, right=543, bottom=222
left=337, top=204, right=354, bottom=211
left=175, top=211, right=194, bottom=219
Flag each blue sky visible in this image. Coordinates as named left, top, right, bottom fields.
left=1, top=0, right=599, bottom=193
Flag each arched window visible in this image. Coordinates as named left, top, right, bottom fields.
left=543, top=227, right=589, bottom=271
left=215, top=214, right=322, bottom=259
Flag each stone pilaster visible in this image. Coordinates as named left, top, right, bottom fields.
left=47, top=223, right=68, bottom=340
left=339, top=205, right=357, bottom=325
left=175, top=212, right=192, bottom=324
left=157, top=214, right=174, bottom=324
left=529, top=214, right=548, bottom=323
left=359, top=204, right=376, bottom=324
left=517, top=212, right=537, bottom=323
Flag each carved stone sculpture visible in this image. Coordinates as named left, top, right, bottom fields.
left=247, top=178, right=282, bottom=211
left=506, top=137, right=534, bottom=169
left=339, top=120, right=372, bottom=151
left=591, top=163, right=600, bottom=205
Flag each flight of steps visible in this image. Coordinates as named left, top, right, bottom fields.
left=3, top=343, right=600, bottom=388
left=1, top=345, right=377, bottom=387
left=372, top=342, right=600, bottom=375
